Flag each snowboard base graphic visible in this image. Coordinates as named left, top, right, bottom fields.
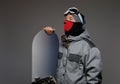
left=32, top=30, right=59, bottom=83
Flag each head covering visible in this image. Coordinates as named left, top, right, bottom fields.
left=64, top=7, right=85, bottom=24
left=72, top=14, right=81, bottom=22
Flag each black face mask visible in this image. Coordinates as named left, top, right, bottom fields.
left=65, top=22, right=84, bottom=36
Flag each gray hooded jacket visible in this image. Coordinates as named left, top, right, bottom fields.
left=56, top=29, right=102, bottom=84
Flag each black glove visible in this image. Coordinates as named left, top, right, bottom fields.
left=32, top=76, right=56, bottom=84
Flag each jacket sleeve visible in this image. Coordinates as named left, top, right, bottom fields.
left=85, top=47, right=103, bottom=84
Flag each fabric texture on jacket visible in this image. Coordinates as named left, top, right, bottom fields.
left=56, top=29, right=102, bottom=84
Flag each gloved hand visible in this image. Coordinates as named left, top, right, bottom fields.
left=32, top=76, right=57, bottom=84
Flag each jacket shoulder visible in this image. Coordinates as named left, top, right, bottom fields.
left=81, top=37, right=96, bottom=48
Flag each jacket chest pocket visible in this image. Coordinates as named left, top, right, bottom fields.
left=67, top=54, right=83, bottom=71
left=68, top=54, right=82, bottom=63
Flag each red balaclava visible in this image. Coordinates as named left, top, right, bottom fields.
left=64, top=20, right=83, bottom=36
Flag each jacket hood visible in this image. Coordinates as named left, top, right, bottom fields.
left=67, top=29, right=91, bottom=41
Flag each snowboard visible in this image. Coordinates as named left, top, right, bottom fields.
left=32, top=30, right=59, bottom=83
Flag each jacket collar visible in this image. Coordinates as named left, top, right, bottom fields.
left=67, top=29, right=91, bottom=41
left=61, top=29, right=91, bottom=48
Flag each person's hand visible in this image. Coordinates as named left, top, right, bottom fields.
left=43, top=26, right=55, bottom=35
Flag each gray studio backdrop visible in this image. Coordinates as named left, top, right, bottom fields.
left=0, top=0, right=120, bottom=84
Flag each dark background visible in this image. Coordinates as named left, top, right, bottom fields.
left=0, top=0, right=120, bottom=84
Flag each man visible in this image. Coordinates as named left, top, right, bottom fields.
left=44, top=7, right=102, bottom=84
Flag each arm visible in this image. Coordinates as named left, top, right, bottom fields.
left=85, top=47, right=103, bottom=84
